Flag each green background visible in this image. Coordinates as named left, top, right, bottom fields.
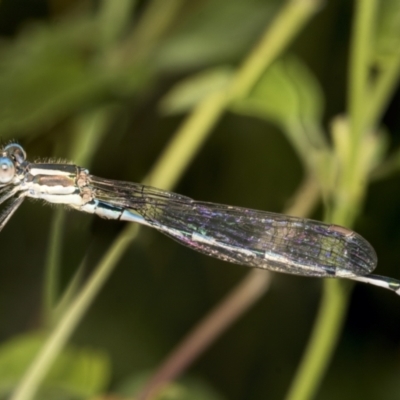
left=0, top=1, right=399, bottom=399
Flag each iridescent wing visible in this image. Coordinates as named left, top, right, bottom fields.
left=89, top=176, right=377, bottom=278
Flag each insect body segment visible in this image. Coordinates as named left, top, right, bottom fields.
left=0, top=143, right=397, bottom=295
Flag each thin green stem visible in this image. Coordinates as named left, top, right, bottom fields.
left=144, top=91, right=227, bottom=189
left=12, top=2, right=321, bottom=399
left=229, top=0, right=321, bottom=101
left=69, top=107, right=114, bottom=167
left=286, top=0, right=377, bottom=400
left=138, top=174, right=320, bottom=399
left=117, top=0, right=185, bottom=63
left=51, top=257, right=86, bottom=325
left=138, top=270, right=272, bottom=400
left=363, top=49, right=400, bottom=181
left=347, top=0, right=378, bottom=148
left=42, top=208, right=65, bottom=325
left=371, top=148, right=400, bottom=181
left=42, top=108, right=114, bottom=326
left=97, top=0, right=137, bottom=47
left=130, top=0, right=184, bottom=48
left=147, top=0, right=322, bottom=190
left=10, top=227, right=139, bottom=400
left=284, top=280, right=351, bottom=400
left=333, top=0, right=378, bottom=226
left=285, top=2, right=380, bottom=400
left=137, top=174, right=320, bottom=400
left=365, top=52, right=400, bottom=130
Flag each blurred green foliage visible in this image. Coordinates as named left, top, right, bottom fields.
left=0, top=333, right=109, bottom=399
left=0, top=1, right=400, bottom=400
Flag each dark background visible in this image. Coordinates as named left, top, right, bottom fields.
left=0, top=1, right=400, bottom=399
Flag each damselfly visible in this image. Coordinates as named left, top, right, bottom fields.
left=0, top=143, right=398, bottom=295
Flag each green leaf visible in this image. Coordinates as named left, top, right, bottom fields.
left=0, top=332, right=110, bottom=399
left=159, top=66, right=233, bottom=115
left=155, top=0, right=275, bottom=70
left=116, top=372, right=225, bottom=400
left=231, top=56, right=326, bottom=168
left=0, top=17, right=148, bottom=138
left=232, top=55, right=324, bottom=127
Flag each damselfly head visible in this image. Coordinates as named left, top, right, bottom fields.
left=0, top=143, right=26, bottom=184
left=4, top=143, right=26, bottom=164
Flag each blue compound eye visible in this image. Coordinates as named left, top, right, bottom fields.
left=4, top=143, right=26, bottom=164
left=0, top=157, right=15, bottom=183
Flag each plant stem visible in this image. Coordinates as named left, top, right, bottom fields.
left=137, top=174, right=320, bottom=400
left=42, top=208, right=65, bottom=325
left=347, top=0, right=377, bottom=150
left=366, top=52, right=400, bottom=130
left=97, top=0, right=137, bottom=47
left=12, top=2, right=321, bottom=399
left=229, top=0, right=321, bottom=101
left=42, top=108, right=114, bottom=325
left=10, top=227, right=139, bottom=400
left=147, top=0, right=323, bottom=190
left=138, top=270, right=272, bottom=400
left=285, top=2, right=379, bottom=400
left=285, top=280, right=350, bottom=400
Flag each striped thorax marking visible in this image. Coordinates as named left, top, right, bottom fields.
left=24, top=164, right=92, bottom=206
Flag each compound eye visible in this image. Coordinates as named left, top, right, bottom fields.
left=0, top=157, right=15, bottom=183
left=4, top=143, right=26, bottom=164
